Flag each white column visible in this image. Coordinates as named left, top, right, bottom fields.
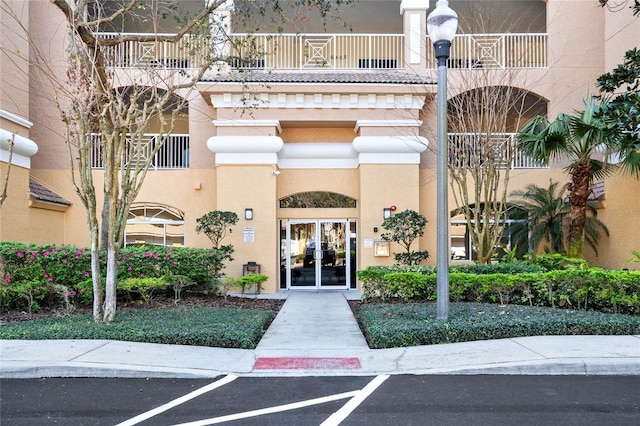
left=400, top=0, right=429, bottom=69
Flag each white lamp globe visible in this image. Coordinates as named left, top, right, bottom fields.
left=427, top=0, right=458, bottom=43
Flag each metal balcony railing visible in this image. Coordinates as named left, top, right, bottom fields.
left=227, top=33, right=404, bottom=70
left=428, top=33, right=548, bottom=69
left=96, top=32, right=547, bottom=70
left=95, top=32, right=210, bottom=69
left=89, top=133, right=189, bottom=170
left=449, top=133, right=546, bottom=169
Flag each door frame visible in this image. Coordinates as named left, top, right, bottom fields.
left=281, top=219, right=354, bottom=290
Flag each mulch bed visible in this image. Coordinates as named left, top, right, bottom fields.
left=0, top=295, right=286, bottom=324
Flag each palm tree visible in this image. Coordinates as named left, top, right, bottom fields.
left=510, top=180, right=610, bottom=256
left=510, top=180, right=570, bottom=254
left=517, top=96, right=639, bottom=258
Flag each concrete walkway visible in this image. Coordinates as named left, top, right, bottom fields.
left=1, top=291, right=639, bottom=378
left=256, top=291, right=368, bottom=352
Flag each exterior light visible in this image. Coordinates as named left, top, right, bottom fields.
left=383, top=207, right=392, bottom=219
left=427, top=0, right=458, bottom=44
left=245, top=208, right=253, bottom=220
left=427, top=0, right=458, bottom=321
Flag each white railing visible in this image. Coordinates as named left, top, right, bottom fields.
left=228, top=33, right=404, bottom=70
left=428, top=33, right=548, bottom=69
left=89, top=133, right=189, bottom=170
left=95, top=32, right=546, bottom=70
left=449, top=133, right=546, bottom=169
left=95, top=32, right=209, bottom=69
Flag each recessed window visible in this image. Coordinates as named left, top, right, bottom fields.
left=279, top=192, right=356, bottom=208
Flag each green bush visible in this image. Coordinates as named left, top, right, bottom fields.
left=526, top=252, right=590, bottom=271
left=451, top=262, right=545, bottom=274
left=117, top=277, right=167, bottom=304
left=357, top=302, right=640, bottom=348
left=164, top=274, right=196, bottom=304
left=357, top=265, right=436, bottom=300
left=357, top=264, right=640, bottom=315
left=237, top=273, right=269, bottom=296
left=384, top=272, right=436, bottom=301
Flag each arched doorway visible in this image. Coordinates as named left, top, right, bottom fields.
left=278, top=192, right=358, bottom=290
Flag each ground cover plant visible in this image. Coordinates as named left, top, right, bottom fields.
left=0, top=306, right=276, bottom=349
left=352, top=302, right=640, bottom=348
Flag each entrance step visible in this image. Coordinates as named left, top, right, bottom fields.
left=255, top=291, right=369, bottom=351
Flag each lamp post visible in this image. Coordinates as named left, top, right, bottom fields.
left=427, top=0, right=457, bottom=320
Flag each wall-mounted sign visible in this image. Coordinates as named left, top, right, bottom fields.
left=244, top=226, right=255, bottom=243
left=374, top=240, right=390, bottom=257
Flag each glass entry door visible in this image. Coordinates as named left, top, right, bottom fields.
left=281, top=219, right=354, bottom=289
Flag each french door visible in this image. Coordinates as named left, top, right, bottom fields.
left=280, top=219, right=356, bottom=290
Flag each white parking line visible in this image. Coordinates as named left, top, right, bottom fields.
left=115, top=375, right=238, bottom=426
left=320, top=375, right=390, bottom=426
left=171, top=391, right=360, bottom=426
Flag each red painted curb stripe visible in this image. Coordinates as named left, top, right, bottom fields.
left=254, top=357, right=361, bottom=370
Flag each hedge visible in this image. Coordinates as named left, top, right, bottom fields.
left=358, top=265, right=640, bottom=315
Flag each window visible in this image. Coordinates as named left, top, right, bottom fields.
left=451, top=211, right=527, bottom=261
left=279, top=192, right=357, bottom=208
left=125, top=203, right=185, bottom=247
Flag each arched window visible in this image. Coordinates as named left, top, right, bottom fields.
left=279, top=192, right=357, bottom=208
left=125, top=203, right=185, bottom=246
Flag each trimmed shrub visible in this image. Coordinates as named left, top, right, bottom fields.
left=117, top=277, right=168, bottom=305
left=357, top=264, right=640, bottom=315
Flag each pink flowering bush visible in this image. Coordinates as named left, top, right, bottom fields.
left=0, top=242, right=229, bottom=311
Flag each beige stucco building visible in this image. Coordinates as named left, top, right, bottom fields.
left=1, top=0, right=639, bottom=293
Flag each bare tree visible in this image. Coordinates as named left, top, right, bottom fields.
left=444, top=6, right=545, bottom=263
left=0, top=132, right=15, bottom=208
left=2, top=0, right=349, bottom=322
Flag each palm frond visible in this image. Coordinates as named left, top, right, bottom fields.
left=584, top=205, right=610, bottom=257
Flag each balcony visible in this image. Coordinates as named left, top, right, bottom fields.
left=90, top=133, right=189, bottom=170
left=96, top=32, right=547, bottom=71
left=449, top=133, right=546, bottom=169
left=227, top=33, right=404, bottom=70
left=96, top=33, right=210, bottom=69
left=428, top=33, right=548, bottom=69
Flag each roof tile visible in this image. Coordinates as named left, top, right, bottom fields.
left=29, top=178, right=71, bottom=206
left=201, top=70, right=434, bottom=85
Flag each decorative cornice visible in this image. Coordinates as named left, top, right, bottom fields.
left=355, top=120, right=423, bottom=132
left=207, top=135, right=428, bottom=167
left=0, top=129, right=38, bottom=168
left=207, top=135, right=284, bottom=165
left=213, top=119, right=282, bottom=133
left=210, top=93, right=425, bottom=110
left=353, top=135, right=428, bottom=165
left=0, top=110, right=33, bottom=129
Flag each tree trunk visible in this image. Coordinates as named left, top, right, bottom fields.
left=567, top=161, right=590, bottom=258
left=103, top=246, right=118, bottom=322
left=90, top=231, right=103, bottom=322
left=99, top=203, right=110, bottom=251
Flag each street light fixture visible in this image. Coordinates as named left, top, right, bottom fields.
left=427, top=0, right=457, bottom=320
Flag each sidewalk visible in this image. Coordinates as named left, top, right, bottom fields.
left=1, top=291, right=639, bottom=378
